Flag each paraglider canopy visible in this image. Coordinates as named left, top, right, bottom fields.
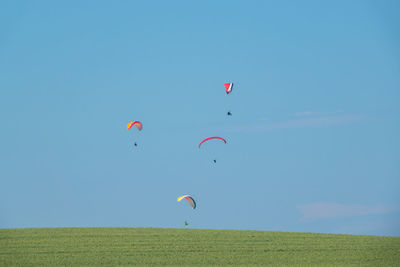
left=127, top=121, right=143, bottom=131
left=177, top=195, right=196, bottom=209
left=198, top=136, right=227, bottom=148
left=224, top=83, right=233, bottom=94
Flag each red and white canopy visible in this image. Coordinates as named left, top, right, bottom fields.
left=224, top=83, right=233, bottom=94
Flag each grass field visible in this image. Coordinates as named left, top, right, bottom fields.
left=1, top=227, right=399, bottom=266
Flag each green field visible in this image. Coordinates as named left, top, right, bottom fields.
left=1, top=228, right=399, bottom=266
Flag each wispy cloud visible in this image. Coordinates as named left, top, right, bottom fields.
left=213, top=114, right=366, bottom=133
left=298, top=202, right=400, bottom=222
left=293, top=110, right=344, bottom=117
left=262, top=114, right=365, bottom=130
left=334, top=218, right=400, bottom=236
left=257, top=117, right=269, bottom=121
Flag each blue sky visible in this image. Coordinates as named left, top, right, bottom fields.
left=1, top=0, right=399, bottom=236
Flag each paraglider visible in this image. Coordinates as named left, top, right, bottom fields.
left=184, top=221, right=189, bottom=226
left=177, top=195, right=196, bottom=209
left=199, top=137, right=227, bottom=163
left=224, top=83, right=234, bottom=116
left=198, top=136, right=227, bottom=148
left=127, top=121, right=143, bottom=148
left=224, top=83, right=233, bottom=94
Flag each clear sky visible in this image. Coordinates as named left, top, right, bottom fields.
left=1, top=1, right=399, bottom=236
